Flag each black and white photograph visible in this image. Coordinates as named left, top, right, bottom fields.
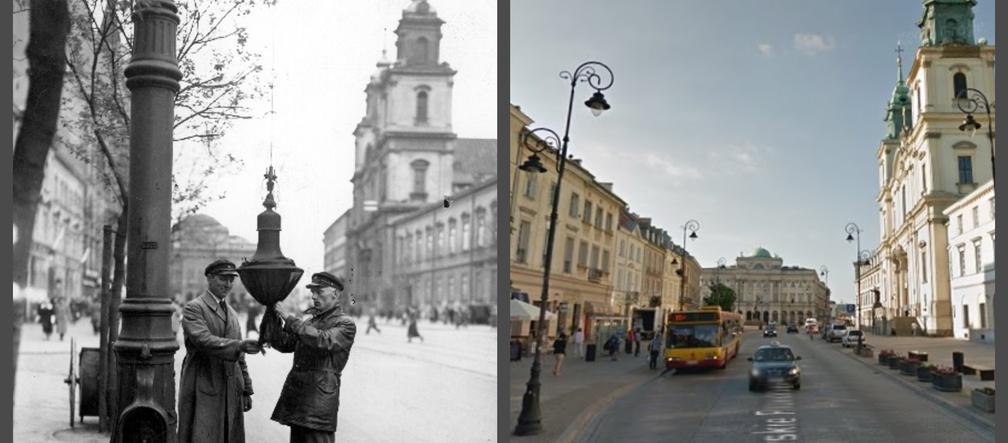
left=12, top=0, right=496, bottom=441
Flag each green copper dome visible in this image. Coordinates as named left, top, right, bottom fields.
left=752, top=247, right=772, bottom=258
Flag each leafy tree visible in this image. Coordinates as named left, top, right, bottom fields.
left=703, top=282, right=736, bottom=312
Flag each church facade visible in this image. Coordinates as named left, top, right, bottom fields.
left=872, top=0, right=994, bottom=336
left=336, top=1, right=496, bottom=319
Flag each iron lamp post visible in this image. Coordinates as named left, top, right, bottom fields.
left=674, top=220, right=699, bottom=311
left=514, top=61, right=613, bottom=437
left=956, top=88, right=995, bottom=183
left=845, top=222, right=864, bottom=331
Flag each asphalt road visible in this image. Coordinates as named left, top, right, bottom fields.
left=576, top=330, right=995, bottom=443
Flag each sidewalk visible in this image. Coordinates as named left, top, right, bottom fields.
left=509, top=346, right=658, bottom=443
left=834, top=332, right=995, bottom=429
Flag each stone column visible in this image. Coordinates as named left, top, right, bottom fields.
left=113, top=1, right=182, bottom=442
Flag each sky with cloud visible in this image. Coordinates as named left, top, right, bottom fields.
left=510, top=0, right=995, bottom=305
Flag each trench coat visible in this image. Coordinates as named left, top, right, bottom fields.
left=270, top=305, right=356, bottom=433
left=178, top=291, right=254, bottom=443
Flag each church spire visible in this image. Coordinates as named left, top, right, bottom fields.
left=918, top=0, right=977, bottom=47
left=884, top=42, right=912, bottom=140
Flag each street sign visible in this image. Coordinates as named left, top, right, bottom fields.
left=846, top=304, right=856, bottom=314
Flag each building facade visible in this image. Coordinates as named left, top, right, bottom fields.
left=169, top=214, right=257, bottom=305
left=338, top=1, right=496, bottom=319
left=873, top=0, right=994, bottom=336
left=323, top=210, right=349, bottom=279
left=509, top=104, right=626, bottom=343
left=944, top=180, right=994, bottom=342
left=701, top=248, right=829, bottom=326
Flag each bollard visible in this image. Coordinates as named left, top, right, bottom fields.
left=952, top=351, right=964, bottom=373
left=585, top=344, right=596, bottom=362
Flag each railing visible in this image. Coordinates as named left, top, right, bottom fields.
left=588, top=269, right=602, bottom=282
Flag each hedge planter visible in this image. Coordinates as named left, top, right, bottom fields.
left=900, top=359, right=921, bottom=376
left=971, top=388, right=995, bottom=413
left=932, top=372, right=963, bottom=392
left=917, top=366, right=935, bottom=382
left=858, top=348, right=874, bottom=358
left=889, top=357, right=904, bottom=370
left=878, top=354, right=891, bottom=366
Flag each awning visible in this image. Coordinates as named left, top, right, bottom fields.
left=510, top=298, right=555, bottom=321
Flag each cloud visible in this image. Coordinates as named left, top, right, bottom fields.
left=793, top=33, right=836, bottom=56
left=757, top=43, right=774, bottom=57
left=644, top=153, right=704, bottom=181
left=707, top=141, right=769, bottom=174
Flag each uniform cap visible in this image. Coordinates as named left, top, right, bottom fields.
left=205, top=259, right=239, bottom=277
left=305, top=271, right=344, bottom=291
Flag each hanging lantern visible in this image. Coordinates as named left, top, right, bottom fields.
left=237, top=166, right=303, bottom=344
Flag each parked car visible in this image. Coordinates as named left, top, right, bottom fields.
left=763, top=325, right=778, bottom=338
left=826, top=323, right=848, bottom=342
left=786, top=324, right=799, bottom=334
left=748, top=343, right=801, bottom=391
left=841, top=330, right=865, bottom=348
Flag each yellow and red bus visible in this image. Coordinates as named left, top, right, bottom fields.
left=663, top=306, right=742, bottom=370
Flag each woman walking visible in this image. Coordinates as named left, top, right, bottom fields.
left=407, top=308, right=424, bottom=343
left=54, top=296, right=71, bottom=341
left=648, top=332, right=663, bottom=370
left=552, top=332, right=567, bottom=376
left=37, top=300, right=55, bottom=340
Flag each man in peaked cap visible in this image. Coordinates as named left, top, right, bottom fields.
left=269, top=271, right=357, bottom=443
left=178, top=259, right=263, bottom=443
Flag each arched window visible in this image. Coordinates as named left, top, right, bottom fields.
left=416, top=91, right=429, bottom=124
left=953, top=72, right=967, bottom=99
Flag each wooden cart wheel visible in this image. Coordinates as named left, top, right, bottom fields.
left=64, top=338, right=77, bottom=429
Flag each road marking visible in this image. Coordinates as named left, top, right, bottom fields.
left=753, top=382, right=799, bottom=441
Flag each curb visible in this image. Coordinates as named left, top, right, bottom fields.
left=558, top=369, right=660, bottom=443
left=832, top=343, right=994, bottom=431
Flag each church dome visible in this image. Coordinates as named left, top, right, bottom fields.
left=752, top=247, right=772, bottom=258
left=404, top=0, right=436, bottom=15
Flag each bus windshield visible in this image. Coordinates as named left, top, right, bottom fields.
left=666, top=324, right=720, bottom=348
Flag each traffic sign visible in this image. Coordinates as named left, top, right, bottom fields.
left=846, top=304, right=856, bottom=314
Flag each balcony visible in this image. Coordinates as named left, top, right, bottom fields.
left=588, top=268, right=602, bottom=283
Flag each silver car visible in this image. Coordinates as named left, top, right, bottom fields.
left=826, top=324, right=847, bottom=342
left=841, top=330, right=865, bottom=347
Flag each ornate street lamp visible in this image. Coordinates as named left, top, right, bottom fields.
left=514, top=61, right=613, bottom=436
left=819, top=265, right=829, bottom=321
left=237, top=166, right=304, bottom=345
left=956, top=88, right=995, bottom=183
left=845, top=222, right=864, bottom=331
left=675, top=220, right=699, bottom=310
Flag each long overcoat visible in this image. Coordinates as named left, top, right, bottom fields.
left=270, top=305, right=356, bottom=433
left=54, top=299, right=71, bottom=335
left=178, top=291, right=254, bottom=443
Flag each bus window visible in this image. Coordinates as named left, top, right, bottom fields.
left=666, top=324, right=720, bottom=348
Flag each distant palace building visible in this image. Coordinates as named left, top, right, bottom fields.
left=169, top=214, right=257, bottom=306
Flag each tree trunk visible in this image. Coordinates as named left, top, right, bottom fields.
left=11, top=0, right=71, bottom=408
left=107, top=209, right=127, bottom=430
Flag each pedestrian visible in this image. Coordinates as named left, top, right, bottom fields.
left=605, top=333, right=619, bottom=361
left=269, top=271, right=356, bottom=443
left=178, top=259, right=262, bottom=443
left=54, top=293, right=71, bottom=341
left=625, top=328, right=634, bottom=354
left=407, top=308, right=423, bottom=343
left=366, top=309, right=381, bottom=335
left=633, top=328, right=641, bottom=357
left=37, top=300, right=55, bottom=340
left=552, top=332, right=567, bottom=376
left=246, top=302, right=261, bottom=339
left=572, top=327, right=584, bottom=358
left=648, top=333, right=663, bottom=370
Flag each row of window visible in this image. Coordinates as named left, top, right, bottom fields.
left=411, top=268, right=495, bottom=304
left=955, top=196, right=995, bottom=235
left=397, top=210, right=493, bottom=266
left=953, top=233, right=993, bottom=278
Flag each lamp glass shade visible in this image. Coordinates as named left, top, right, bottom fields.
left=689, top=231, right=698, bottom=240
left=846, top=233, right=854, bottom=242
left=584, top=91, right=610, bottom=117
left=519, top=154, right=547, bottom=174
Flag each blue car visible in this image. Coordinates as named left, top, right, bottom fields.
left=748, top=343, right=802, bottom=391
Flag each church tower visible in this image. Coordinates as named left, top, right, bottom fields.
left=875, top=0, right=993, bottom=336
left=347, top=0, right=459, bottom=309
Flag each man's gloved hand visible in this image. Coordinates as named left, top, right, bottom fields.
left=243, top=394, right=252, bottom=412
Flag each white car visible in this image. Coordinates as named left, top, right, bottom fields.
left=826, top=324, right=848, bottom=342
left=841, top=330, right=865, bottom=347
